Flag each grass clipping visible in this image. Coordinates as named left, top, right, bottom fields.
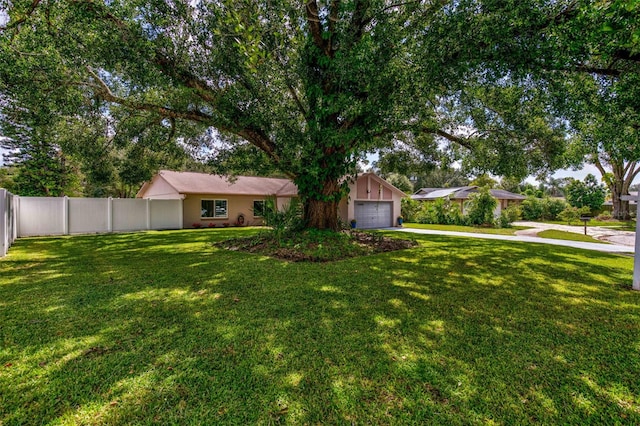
left=217, top=229, right=418, bottom=262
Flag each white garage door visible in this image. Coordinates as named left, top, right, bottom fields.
left=354, top=202, right=392, bottom=229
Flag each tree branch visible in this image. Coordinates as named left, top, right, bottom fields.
left=0, top=0, right=43, bottom=32
left=85, top=67, right=212, bottom=124
left=306, top=0, right=327, bottom=55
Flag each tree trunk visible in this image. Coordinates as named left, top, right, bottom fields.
left=611, top=191, right=631, bottom=220
left=302, top=177, right=342, bottom=231
left=304, top=198, right=340, bottom=230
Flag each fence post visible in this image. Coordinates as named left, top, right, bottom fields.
left=63, top=196, right=69, bottom=235
left=1, top=189, right=6, bottom=257
left=146, top=198, right=151, bottom=230
left=12, top=194, right=17, bottom=242
left=107, top=197, right=113, bottom=232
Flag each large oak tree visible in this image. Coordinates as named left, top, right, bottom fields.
left=1, top=1, right=594, bottom=229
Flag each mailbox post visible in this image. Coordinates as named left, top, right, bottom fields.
left=579, top=216, right=590, bottom=236
left=621, top=194, right=640, bottom=291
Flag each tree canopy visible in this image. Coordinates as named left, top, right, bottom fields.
left=1, top=1, right=637, bottom=228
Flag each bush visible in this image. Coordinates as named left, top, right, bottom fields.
left=558, top=206, right=591, bottom=224
left=414, top=198, right=466, bottom=225
left=521, top=197, right=567, bottom=221
left=465, top=187, right=497, bottom=226
left=498, top=211, right=512, bottom=228
left=545, top=198, right=567, bottom=221
left=521, top=196, right=545, bottom=220
left=505, top=204, right=521, bottom=222
left=596, top=212, right=613, bottom=221
left=262, top=196, right=303, bottom=238
left=401, top=198, right=421, bottom=223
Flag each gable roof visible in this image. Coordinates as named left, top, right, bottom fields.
left=138, top=170, right=298, bottom=197
left=357, top=172, right=408, bottom=197
left=412, top=186, right=525, bottom=201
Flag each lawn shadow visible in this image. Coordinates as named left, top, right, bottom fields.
left=1, top=230, right=639, bottom=424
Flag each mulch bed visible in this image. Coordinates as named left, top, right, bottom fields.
left=216, top=230, right=418, bottom=262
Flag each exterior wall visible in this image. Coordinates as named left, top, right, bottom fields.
left=183, top=194, right=274, bottom=228
left=340, top=175, right=403, bottom=227
left=141, top=176, right=182, bottom=199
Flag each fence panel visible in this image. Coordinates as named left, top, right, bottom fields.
left=68, top=198, right=110, bottom=234
left=15, top=196, right=183, bottom=238
left=150, top=199, right=182, bottom=230
left=112, top=199, right=148, bottom=232
left=18, top=197, right=66, bottom=237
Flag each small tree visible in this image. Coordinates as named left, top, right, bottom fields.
left=565, top=174, right=606, bottom=214
left=558, top=206, right=591, bottom=225
left=465, top=188, right=497, bottom=226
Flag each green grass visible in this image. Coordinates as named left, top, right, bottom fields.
left=537, top=230, right=609, bottom=244
left=1, top=228, right=639, bottom=424
left=545, top=219, right=636, bottom=230
left=404, top=222, right=529, bottom=235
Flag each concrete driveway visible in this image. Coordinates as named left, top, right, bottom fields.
left=386, top=226, right=635, bottom=254
left=513, top=221, right=636, bottom=247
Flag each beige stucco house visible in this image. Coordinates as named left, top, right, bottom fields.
left=137, top=170, right=406, bottom=229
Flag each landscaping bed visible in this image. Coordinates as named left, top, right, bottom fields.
left=216, top=229, right=418, bottom=262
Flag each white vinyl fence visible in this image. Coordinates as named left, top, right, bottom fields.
left=0, top=193, right=183, bottom=257
left=16, top=196, right=182, bottom=238
left=1, top=189, right=18, bottom=257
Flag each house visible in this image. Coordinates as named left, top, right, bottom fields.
left=137, top=170, right=406, bottom=229
left=341, top=173, right=406, bottom=228
left=603, top=191, right=638, bottom=215
left=411, top=186, right=526, bottom=216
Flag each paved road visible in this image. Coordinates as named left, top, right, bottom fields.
left=385, top=227, right=635, bottom=254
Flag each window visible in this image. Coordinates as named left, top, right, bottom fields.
left=253, top=200, right=265, bottom=217
left=201, top=199, right=228, bottom=218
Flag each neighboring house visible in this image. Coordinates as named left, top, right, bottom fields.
left=137, top=170, right=405, bottom=229
left=411, top=186, right=526, bottom=216
left=603, top=191, right=638, bottom=215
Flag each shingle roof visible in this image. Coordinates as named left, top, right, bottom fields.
left=411, top=186, right=525, bottom=201
left=156, top=170, right=298, bottom=196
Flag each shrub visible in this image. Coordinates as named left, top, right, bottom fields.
left=498, top=211, right=512, bottom=228
left=544, top=198, right=567, bottom=221
left=558, top=206, right=591, bottom=224
left=521, top=197, right=567, bottom=221
left=192, top=222, right=202, bottom=229
left=504, top=204, right=521, bottom=223
left=465, top=187, right=497, bottom=226
left=596, top=212, right=613, bottom=221
left=400, top=198, right=421, bottom=223
left=521, top=196, right=545, bottom=220
left=262, top=196, right=303, bottom=238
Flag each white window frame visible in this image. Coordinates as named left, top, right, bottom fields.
left=253, top=199, right=266, bottom=218
left=201, top=199, right=228, bottom=219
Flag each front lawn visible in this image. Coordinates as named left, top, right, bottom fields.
left=1, top=229, right=639, bottom=424
left=537, top=229, right=609, bottom=244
